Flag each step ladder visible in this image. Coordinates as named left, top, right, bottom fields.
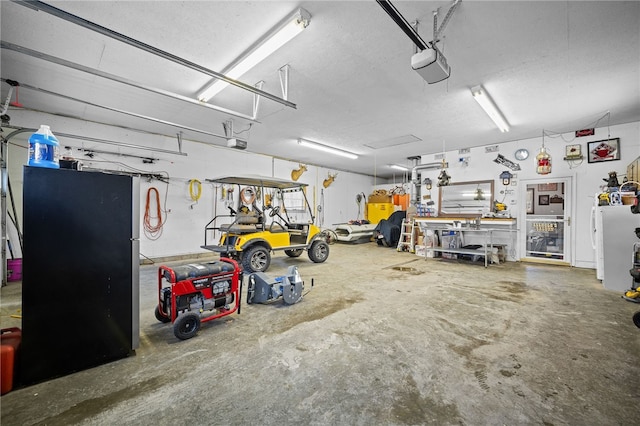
left=397, top=219, right=416, bottom=252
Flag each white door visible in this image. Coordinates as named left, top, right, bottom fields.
left=519, top=177, right=573, bottom=265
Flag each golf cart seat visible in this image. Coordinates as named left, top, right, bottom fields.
left=219, top=210, right=262, bottom=233
left=219, top=223, right=259, bottom=233
left=286, top=223, right=308, bottom=236
left=235, top=211, right=260, bottom=224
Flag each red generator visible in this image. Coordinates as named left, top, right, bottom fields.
left=156, top=258, right=242, bottom=340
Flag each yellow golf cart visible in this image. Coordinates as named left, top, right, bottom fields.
left=201, top=175, right=329, bottom=272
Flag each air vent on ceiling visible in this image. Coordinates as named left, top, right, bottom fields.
left=364, top=134, right=422, bottom=149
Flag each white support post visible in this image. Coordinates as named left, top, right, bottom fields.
left=279, top=65, right=290, bottom=101
left=253, top=81, right=265, bottom=120
left=176, top=131, right=183, bottom=154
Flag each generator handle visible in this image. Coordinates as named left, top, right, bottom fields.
left=219, top=256, right=242, bottom=316
left=237, top=274, right=243, bottom=315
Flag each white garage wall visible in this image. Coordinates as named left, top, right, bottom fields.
left=3, top=111, right=375, bottom=260
left=4, top=111, right=638, bottom=265
left=418, top=121, right=640, bottom=268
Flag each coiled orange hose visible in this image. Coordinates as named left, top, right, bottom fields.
left=144, top=187, right=164, bottom=239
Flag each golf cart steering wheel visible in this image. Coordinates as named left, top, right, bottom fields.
left=269, top=206, right=280, bottom=217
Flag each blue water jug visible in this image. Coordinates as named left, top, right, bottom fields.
left=28, top=125, right=60, bottom=169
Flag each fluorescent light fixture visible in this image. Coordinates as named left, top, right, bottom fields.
left=471, top=85, right=510, bottom=132
left=389, top=164, right=409, bottom=171
left=463, top=191, right=492, bottom=197
left=297, top=138, right=358, bottom=160
left=198, top=8, right=311, bottom=102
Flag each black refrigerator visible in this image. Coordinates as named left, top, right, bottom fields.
left=21, top=167, right=140, bottom=386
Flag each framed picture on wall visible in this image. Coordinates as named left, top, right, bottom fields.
left=526, top=188, right=535, bottom=214
left=588, top=138, right=620, bottom=163
left=539, top=194, right=550, bottom=205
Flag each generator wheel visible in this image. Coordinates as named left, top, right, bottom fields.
left=173, top=312, right=201, bottom=340
left=285, top=249, right=304, bottom=258
left=308, top=240, right=329, bottom=263
left=242, top=245, right=271, bottom=272
left=633, top=311, right=640, bottom=328
left=154, top=305, right=171, bottom=323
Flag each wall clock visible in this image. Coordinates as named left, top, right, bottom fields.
left=514, top=148, right=529, bottom=161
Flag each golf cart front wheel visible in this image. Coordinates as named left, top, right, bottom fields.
left=308, top=240, right=329, bottom=263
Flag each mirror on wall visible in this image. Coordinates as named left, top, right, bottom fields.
left=438, top=180, right=494, bottom=217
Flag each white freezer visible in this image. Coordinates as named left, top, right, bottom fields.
left=593, top=205, right=640, bottom=291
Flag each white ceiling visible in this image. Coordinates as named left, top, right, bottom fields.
left=1, top=1, right=639, bottom=178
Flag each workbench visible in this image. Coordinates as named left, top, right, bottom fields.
left=415, top=217, right=516, bottom=267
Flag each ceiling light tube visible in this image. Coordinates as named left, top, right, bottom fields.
left=297, top=138, right=358, bottom=159
left=471, top=85, right=510, bottom=132
left=198, top=8, right=311, bottom=102
left=389, top=164, right=409, bottom=171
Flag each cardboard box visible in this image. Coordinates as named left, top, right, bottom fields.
left=415, top=245, right=426, bottom=257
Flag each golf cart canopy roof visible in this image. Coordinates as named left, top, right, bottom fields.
left=206, top=175, right=307, bottom=190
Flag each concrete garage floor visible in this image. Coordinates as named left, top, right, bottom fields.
left=1, top=243, right=639, bottom=425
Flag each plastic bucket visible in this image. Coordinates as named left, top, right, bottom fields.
left=7, top=259, right=22, bottom=282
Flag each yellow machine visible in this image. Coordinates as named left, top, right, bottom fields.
left=202, top=176, right=329, bottom=273
left=494, top=201, right=507, bottom=212
left=598, top=192, right=610, bottom=206
left=367, top=202, right=394, bottom=224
